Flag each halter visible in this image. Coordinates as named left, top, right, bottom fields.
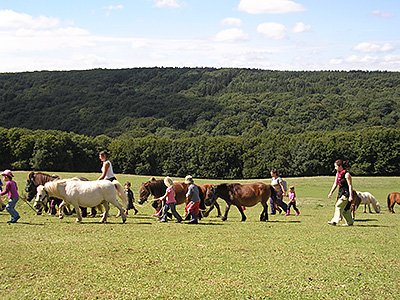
left=34, top=187, right=50, bottom=208
left=207, top=185, right=217, bottom=205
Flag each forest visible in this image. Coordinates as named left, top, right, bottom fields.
left=0, top=67, right=399, bottom=178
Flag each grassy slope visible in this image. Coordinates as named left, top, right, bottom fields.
left=0, top=172, right=399, bottom=299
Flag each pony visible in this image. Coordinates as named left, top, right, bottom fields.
left=25, top=171, right=99, bottom=217
left=25, top=171, right=64, bottom=215
left=198, top=184, right=222, bottom=218
left=204, top=183, right=277, bottom=222
left=138, top=179, right=207, bottom=214
left=34, top=179, right=127, bottom=223
left=352, top=191, right=380, bottom=217
left=387, top=192, right=400, bottom=213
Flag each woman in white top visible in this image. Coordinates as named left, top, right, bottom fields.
left=98, top=151, right=116, bottom=182
left=269, top=168, right=288, bottom=214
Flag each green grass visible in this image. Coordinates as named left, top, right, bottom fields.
left=1, top=172, right=400, bottom=299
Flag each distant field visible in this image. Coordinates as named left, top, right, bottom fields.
left=1, top=171, right=399, bottom=299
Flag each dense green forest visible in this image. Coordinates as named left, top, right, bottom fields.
left=1, top=68, right=400, bottom=138
left=0, top=126, right=399, bottom=178
left=0, top=68, right=399, bottom=178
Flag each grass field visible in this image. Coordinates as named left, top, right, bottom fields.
left=1, top=171, right=400, bottom=299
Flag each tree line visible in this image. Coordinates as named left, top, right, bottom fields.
left=1, top=126, right=399, bottom=178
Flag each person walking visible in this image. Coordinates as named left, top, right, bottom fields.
left=269, top=169, right=288, bottom=214
left=185, top=175, right=200, bottom=224
left=158, top=177, right=183, bottom=223
left=328, top=160, right=354, bottom=226
left=284, top=186, right=300, bottom=216
left=0, top=170, right=20, bottom=223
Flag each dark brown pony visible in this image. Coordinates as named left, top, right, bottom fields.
left=25, top=171, right=96, bottom=216
left=138, top=179, right=190, bottom=205
left=138, top=179, right=207, bottom=215
left=387, top=192, right=400, bottom=213
left=204, top=182, right=277, bottom=222
left=198, top=184, right=221, bottom=218
left=25, top=172, right=62, bottom=214
left=349, top=189, right=362, bottom=220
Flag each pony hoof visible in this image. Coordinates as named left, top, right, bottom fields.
left=122, top=218, right=127, bottom=224
left=221, top=216, right=227, bottom=221
left=75, top=218, right=81, bottom=223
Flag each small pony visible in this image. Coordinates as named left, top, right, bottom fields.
left=387, top=192, right=400, bottom=213
left=353, top=191, right=380, bottom=219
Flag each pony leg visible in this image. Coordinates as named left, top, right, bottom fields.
left=215, top=202, right=222, bottom=217
left=221, top=203, right=231, bottom=221
left=73, top=205, right=83, bottom=222
left=58, top=201, right=66, bottom=220
left=100, top=202, right=110, bottom=223
left=236, top=205, right=247, bottom=222
left=109, top=199, right=127, bottom=223
left=260, top=202, right=268, bottom=221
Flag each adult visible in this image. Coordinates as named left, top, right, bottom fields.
left=98, top=150, right=116, bottom=182
left=269, top=169, right=288, bottom=214
left=185, top=175, right=200, bottom=224
left=328, top=160, right=354, bottom=226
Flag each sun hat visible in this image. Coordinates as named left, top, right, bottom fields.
left=1, top=170, right=14, bottom=178
left=184, top=175, right=194, bottom=184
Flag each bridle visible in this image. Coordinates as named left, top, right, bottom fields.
left=207, top=185, right=217, bottom=206
left=34, top=187, right=50, bottom=208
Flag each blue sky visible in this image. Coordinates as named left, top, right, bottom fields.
left=0, top=0, right=399, bottom=72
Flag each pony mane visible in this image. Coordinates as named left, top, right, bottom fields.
left=44, top=180, right=66, bottom=195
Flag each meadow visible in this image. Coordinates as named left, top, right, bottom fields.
left=0, top=171, right=399, bottom=299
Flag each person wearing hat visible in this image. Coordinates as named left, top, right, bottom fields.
left=0, top=170, right=20, bottom=223
left=184, top=175, right=200, bottom=224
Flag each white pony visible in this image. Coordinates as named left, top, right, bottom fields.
left=352, top=191, right=380, bottom=219
left=34, top=179, right=127, bottom=223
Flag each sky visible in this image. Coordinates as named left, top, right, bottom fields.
left=0, top=0, right=399, bottom=72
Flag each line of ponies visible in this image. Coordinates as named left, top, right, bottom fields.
left=23, top=172, right=400, bottom=223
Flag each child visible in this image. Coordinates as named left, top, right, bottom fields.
left=284, top=186, right=300, bottom=216
left=158, top=177, right=182, bottom=223
left=125, top=182, right=138, bottom=215
left=185, top=175, right=200, bottom=224
left=0, top=177, right=4, bottom=211
left=0, top=170, right=20, bottom=223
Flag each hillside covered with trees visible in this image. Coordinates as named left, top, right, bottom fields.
left=0, top=68, right=399, bottom=178
left=1, top=68, right=399, bottom=138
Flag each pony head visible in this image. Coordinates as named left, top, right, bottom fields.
left=375, top=202, right=381, bottom=213
left=205, top=185, right=217, bottom=206
left=33, top=185, right=49, bottom=210
left=138, top=182, right=150, bottom=204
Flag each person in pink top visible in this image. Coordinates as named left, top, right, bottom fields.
left=284, top=186, right=300, bottom=216
left=158, top=177, right=183, bottom=223
left=0, top=170, right=20, bottom=223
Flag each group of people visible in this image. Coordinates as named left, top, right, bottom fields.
left=99, top=150, right=201, bottom=224
left=0, top=150, right=353, bottom=226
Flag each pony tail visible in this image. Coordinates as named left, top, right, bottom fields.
left=387, top=194, right=391, bottom=212
left=113, top=181, right=128, bottom=207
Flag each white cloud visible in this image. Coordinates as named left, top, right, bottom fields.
left=0, top=9, right=63, bottom=29
left=370, top=10, right=394, bottom=18
left=220, top=18, right=243, bottom=27
left=215, top=28, right=249, bottom=42
left=292, top=22, right=311, bottom=33
left=131, top=40, right=150, bottom=50
left=352, top=42, right=395, bottom=53
left=153, top=0, right=182, bottom=8
left=238, top=0, right=306, bottom=14
left=104, top=5, right=124, bottom=10
left=257, top=22, right=287, bottom=39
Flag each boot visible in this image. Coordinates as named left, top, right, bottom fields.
left=285, top=210, right=290, bottom=216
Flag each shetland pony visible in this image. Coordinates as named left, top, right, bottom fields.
left=387, top=192, right=400, bottom=213
left=204, top=183, right=277, bottom=222
left=34, top=179, right=127, bottom=223
left=352, top=191, right=380, bottom=219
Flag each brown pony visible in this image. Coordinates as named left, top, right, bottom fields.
left=387, top=192, right=400, bottom=213
left=349, top=189, right=362, bottom=220
left=138, top=179, right=190, bottom=205
left=204, top=182, right=277, bottom=222
left=198, top=184, right=221, bottom=218
left=138, top=179, right=208, bottom=216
